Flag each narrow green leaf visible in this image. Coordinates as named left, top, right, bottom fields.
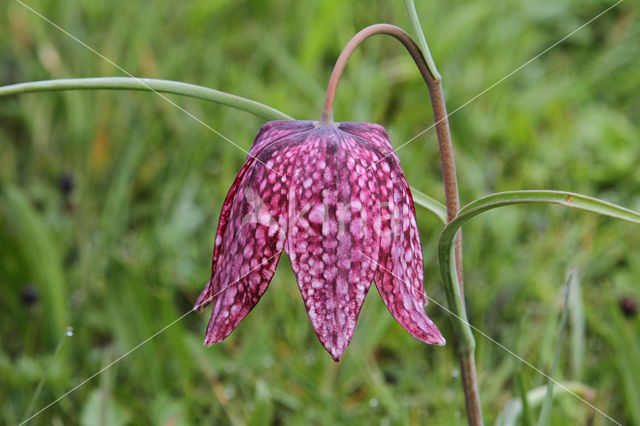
left=409, top=186, right=447, bottom=224
left=21, top=329, right=72, bottom=422
left=0, top=78, right=293, bottom=121
left=1, top=185, right=69, bottom=341
left=457, top=190, right=640, bottom=223
left=537, top=270, right=573, bottom=426
left=402, top=0, right=441, bottom=80
left=568, top=271, right=585, bottom=379
left=438, top=190, right=640, bottom=355
left=515, top=371, right=534, bottom=426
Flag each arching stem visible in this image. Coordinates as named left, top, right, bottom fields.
left=0, top=78, right=292, bottom=121
left=321, top=24, right=482, bottom=426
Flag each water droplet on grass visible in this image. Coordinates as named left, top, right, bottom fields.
left=224, top=386, right=236, bottom=400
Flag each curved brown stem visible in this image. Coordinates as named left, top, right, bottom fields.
left=321, top=24, right=434, bottom=125
left=321, top=24, right=482, bottom=426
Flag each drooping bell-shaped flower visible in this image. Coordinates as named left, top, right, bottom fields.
left=195, top=120, right=444, bottom=361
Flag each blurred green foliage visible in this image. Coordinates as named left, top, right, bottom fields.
left=1, top=0, right=639, bottom=424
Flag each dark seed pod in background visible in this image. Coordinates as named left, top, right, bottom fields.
left=58, top=172, right=74, bottom=197
left=21, top=284, right=39, bottom=308
left=619, top=296, right=637, bottom=318
left=58, top=172, right=75, bottom=212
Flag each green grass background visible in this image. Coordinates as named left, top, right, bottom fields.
left=1, top=0, right=639, bottom=424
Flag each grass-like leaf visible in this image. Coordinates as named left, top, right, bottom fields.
left=402, top=0, right=441, bottom=80
left=0, top=78, right=293, bottom=121
left=1, top=185, right=69, bottom=342
left=438, top=190, right=640, bottom=354
left=568, top=271, right=585, bottom=379
left=514, top=371, right=534, bottom=426
left=537, top=270, right=573, bottom=426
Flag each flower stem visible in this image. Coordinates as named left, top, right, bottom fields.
left=321, top=24, right=482, bottom=426
left=0, top=77, right=292, bottom=121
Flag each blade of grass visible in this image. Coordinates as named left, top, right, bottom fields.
left=537, top=270, right=573, bottom=426
left=514, top=371, right=534, bottom=426
left=402, top=0, right=440, bottom=80
left=457, top=191, right=640, bottom=222
left=1, top=184, right=69, bottom=341
left=0, top=78, right=293, bottom=121
left=21, top=328, right=73, bottom=423
left=568, top=271, right=585, bottom=379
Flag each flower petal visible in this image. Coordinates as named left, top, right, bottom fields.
left=249, top=120, right=315, bottom=156
left=373, top=153, right=445, bottom=345
left=194, top=158, right=254, bottom=311
left=195, top=121, right=314, bottom=311
left=286, top=127, right=381, bottom=361
left=198, top=126, right=309, bottom=346
left=338, top=121, right=393, bottom=152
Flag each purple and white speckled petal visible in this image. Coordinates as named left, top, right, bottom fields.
left=286, top=127, right=381, bottom=361
left=373, top=155, right=444, bottom=345
left=248, top=120, right=315, bottom=157
left=194, top=157, right=255, bottom=311
left=195, top=121, right=313, bottom=311
left=338, top=122, right=394, bottom=152
left=199, top=134, right=306, bottom=346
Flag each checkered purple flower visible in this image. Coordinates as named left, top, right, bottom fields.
left=195, top=120, right=444, bottom=361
